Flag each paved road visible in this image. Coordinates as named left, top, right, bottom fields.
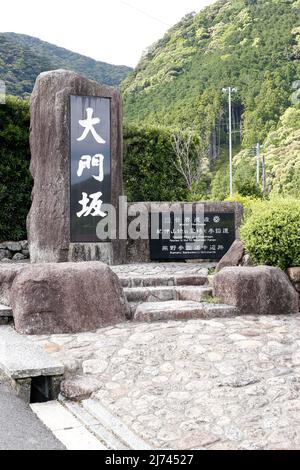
left=0, top=381, right=65, bottom=450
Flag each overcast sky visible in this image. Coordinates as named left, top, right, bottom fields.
left=0, top=0, right=215, bottom=67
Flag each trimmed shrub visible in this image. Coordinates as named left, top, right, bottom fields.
left=240, top=198, right=300, bottom=269
left=0, top=96, right=32, bottom=241
left=124, top=123, right=189, bottom=202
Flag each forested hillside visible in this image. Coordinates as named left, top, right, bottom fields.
left=0, top=33, right=132, bottom=96
left=123, top=0, right=300, bottom=149
left=234, top=106, right=300, bottom=197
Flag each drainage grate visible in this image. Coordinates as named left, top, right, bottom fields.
left=30, top=376, right=59, bottom=404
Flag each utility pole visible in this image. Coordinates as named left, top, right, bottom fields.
left=256, top=143, right=261, bottom=185
left=262, top=154, right=267, bottom=195
left=222, top=87, right=237, bottom=196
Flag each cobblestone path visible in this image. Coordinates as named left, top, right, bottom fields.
left=32, top=315, right=300, bottom=450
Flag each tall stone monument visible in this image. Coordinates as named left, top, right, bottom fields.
left=28, top=70, right=125, bottom=264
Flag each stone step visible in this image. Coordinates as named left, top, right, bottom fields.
left=80, top=399, right=151, bottom=450
left=134, top=301, right=238, bottom=323
left=0, top=304, right=13, bottom=317
left=0, top=304, right=13, bottom=325
left=125, top=286, right=213, bottom=319
left=176, top=286, right=213, bottom=302
left=125, top=286, right=175, bottom=303
left=118, top=273, right=208, bottom=289
left=0, top=325, right=64, bottom=402
left=124, top=286, right=212, bottom=303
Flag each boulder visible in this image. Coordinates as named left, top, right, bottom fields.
left=241, top=254, right=253, bottom=267
left=20, top=241, right=28, bottom=250
left=12, top=253, right=27, bottom=261
left=6, top=241, right=22, bottom=252
left=0, top=250, right=11, bottom=261
left=287, top=267, right=300, bottom=284
left=213, top=266, right=299, bottom=315
left=61, top=376, right=100, bottom=401
left=216, top=240, right=245, bottom=273
left=22, top=250, right=30, bottom=259
left=11, top=262, right=129, bottom=335
left=0, top=264, right=29, bottom=306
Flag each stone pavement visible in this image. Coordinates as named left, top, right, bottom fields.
left=32, top=315, right=300, bottom=450
left=111, top=263, right=215, bottom=278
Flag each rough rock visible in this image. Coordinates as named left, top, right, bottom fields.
left=216, top=240, right=245, bottom=273
left=287, top=267, right=300, bottom=284
left=61, top=376, right=100, bottom=401
left=6, top=242, right=22, bottom=252
left=28, top=69, right=124, bottom=264
left=12, top=253, right=26, bottom=261
left=213, top=266, right=299, bottom=315
left=11, top=262, right=129, bottom=335
left=134, top=300, right=206, bottom=322
left=0, top=264, right=29, bottom=306
left=241, top=254, right=253, bottom=267
left=20, top=241, right=28, bottom=250
left=0, top=250, right=11, bottom=261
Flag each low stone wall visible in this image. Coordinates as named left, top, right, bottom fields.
left=0, top=241, right=29, bottom=263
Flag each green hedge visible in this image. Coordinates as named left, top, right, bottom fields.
left=0, top=98, right=190, bottom=240
left=0, top=96, right=32, bottom=241
left=240, top=198, right=300, bottom=270
left=124, top=124, right=188, bottom=202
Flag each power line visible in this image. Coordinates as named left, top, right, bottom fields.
left=116, top=0, right=171, bottom=27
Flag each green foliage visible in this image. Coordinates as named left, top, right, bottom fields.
left=263, top=106, right=300, bottom=198
left=0, top=33, right=132, bottom=96
left=225, top=193, right=261, bottom=210
left=123, top=0, right=300, bottom=147
left=0, top=96, right=32, bottom=240
left=186, top=176, right=212, bottom=202
left=234, top=106, right=300, bottom=198
left=1, top=95, right=299, bottom=246
left=210, top=146, right=262, bottom=200
left=123, top=124, right=189, bottom=201
left=210, top=165, right=230, bottom=201
left=202, top=296, right=221, bottom=304
left=232, top=160, right=263, bottom=198
left=240, top=198, right=300, bottom=269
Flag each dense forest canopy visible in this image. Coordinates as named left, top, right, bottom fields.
left=0, top=32, right=132, bottom=96
left=122, top=0, right=300, bottom=148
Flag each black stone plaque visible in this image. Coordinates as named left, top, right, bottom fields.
left=150, top=212, right=236, bottom=260
left=70, top=95, right=111, bottom=242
